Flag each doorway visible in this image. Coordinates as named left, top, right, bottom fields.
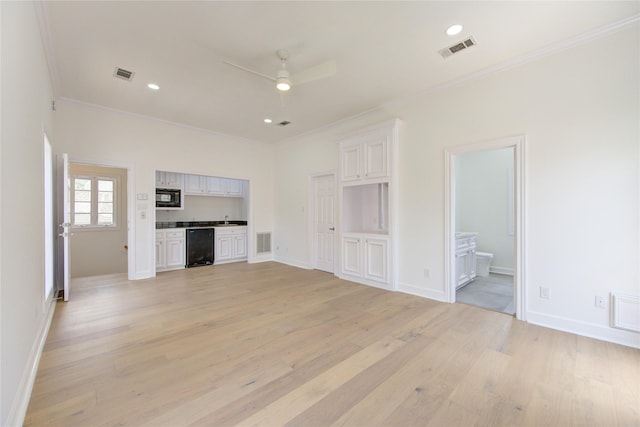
left=445, top=136, right=526, bottom=320
left=310, top=173, right=336, bottom=273
left=57, top=156, right=135, bottom=300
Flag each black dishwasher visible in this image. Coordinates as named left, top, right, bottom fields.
left=186, top=228, right=214, bottom=267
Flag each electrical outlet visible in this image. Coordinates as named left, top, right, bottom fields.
left=423, top=268, right=430, bottom=278
left=595, top=295, right=606, bottom=309
left=540, top=287, right=550, bottom=299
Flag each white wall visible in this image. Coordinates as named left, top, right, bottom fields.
left=157, top=195, right=246, bottom=222
left=1, top=2, right=56, bottom=424
left=55, top=100, right=276, bottom=277
left=275, top=25, right=640, bottom=347
left=68, top=163, right=128, bottom=278
left=456, top=148, right=514, bottom=272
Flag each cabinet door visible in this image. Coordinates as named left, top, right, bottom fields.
left=364, top=238, right=388, bottom=283
left=233, top=235, right=247, bottom=258
left=341, top=144, right=361, bottom=181
left=206, top=177, right=225, bottom=195
left=164, top=172, right=183, bottom=189
left=155, top=239, right=166, bottom=269
left=184, top=175, right=205, bottom=193
left=363, top=137, right=388, bottom=178
left=456, top=248, right=470, bottom=288
left=341, top=236, right=362, bottom=276
left=224, top=179, right=243, bottom=197
left=216, top=235, right=233, bottom=260
left=166, top=238, right=185, bottom=268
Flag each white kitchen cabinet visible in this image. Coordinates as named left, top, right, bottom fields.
left=184, top=174, right=207, bottom=194
left=214, top=226, right=247, bottom=264
left=184, top=174, right=243, bottom=197
left=340, top=234, right=389, bottom=289
left=339, top=131, right=389, bottom=182
left=156, top=229, right=186, bottom=272
left=455, top=233, right=477, bottom=289
left=156, top=171, right=183, bottom=189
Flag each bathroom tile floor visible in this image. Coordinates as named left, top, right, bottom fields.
left=456, top=273, right=514, bottom=315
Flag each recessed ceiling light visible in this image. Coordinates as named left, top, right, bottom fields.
left=446, top=24, right=463, bottom=36
left=147, top=83, right=160, bottom=90
left=264, top=118, right=273, bottom=124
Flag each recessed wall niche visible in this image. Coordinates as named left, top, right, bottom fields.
left=342, top=183, right=389, bottom=234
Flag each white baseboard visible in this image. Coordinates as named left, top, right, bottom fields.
left=490, top=266, right=514, bottom=276
left=248, top=254, right=274, bottom=264
left=398, top=282, right=448, bottom=302
left=6, top=296, right=57, bottom=426
left=527, top=310, right=640, bottom=349
left=273, top=255, right=312, bottom=270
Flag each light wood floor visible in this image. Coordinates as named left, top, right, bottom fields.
left=25, top=262, right=639, bottom=426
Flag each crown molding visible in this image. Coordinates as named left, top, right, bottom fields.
left=34, top=1, right=61, bottom=99
left=384, top=13, right=640, bottom=109
left=57, top=97, right=270, bottom=147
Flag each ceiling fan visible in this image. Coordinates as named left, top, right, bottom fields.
left=223, top=50, right=336, bottom=92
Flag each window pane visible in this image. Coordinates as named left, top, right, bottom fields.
left=98, top=191, right=113, bottom=202
left=97, top=214, right=113, bottom=225
left=98, top=180, right=113, bottom=191
left=74, top=179, right=91, bottom=191
left=74, top=213, right=91, bottom=225
left=75, top=190, right=91, bottom=202
left=74, top=201, right=91, bottom=214
left=98, top=203, right=113, bottom=214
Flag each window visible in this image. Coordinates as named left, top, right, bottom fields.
left=71, top=176, right=117, bottom=228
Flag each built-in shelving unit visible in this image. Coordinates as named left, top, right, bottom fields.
left=337, top=119, right=399, bottom=291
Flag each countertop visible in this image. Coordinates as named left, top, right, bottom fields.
left=156, top=221, right=247, bottom=229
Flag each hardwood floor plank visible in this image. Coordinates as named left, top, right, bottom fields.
left=24, top=262, right=640, bottom=426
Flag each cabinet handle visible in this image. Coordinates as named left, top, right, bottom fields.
left=329, top=227, right=335, bottom=231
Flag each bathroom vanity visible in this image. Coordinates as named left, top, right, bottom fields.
left=455, top=232, right=477, bottom=289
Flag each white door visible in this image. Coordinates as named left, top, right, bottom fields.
left=364, top=237, right=388, bottom=283
left=313, top=174, right=336, bottom=273
left=56, top=153, right=71, bottom=301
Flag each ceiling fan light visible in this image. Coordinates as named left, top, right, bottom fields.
left=276, top=78, right=291, bottom=91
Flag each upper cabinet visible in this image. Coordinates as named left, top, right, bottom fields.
left=340, top=129, right=391, bottom=182
left=156, top=171, right=183, bottom=189
left=184, top=174, right=245, bottom=197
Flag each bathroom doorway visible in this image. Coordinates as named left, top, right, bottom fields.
left=445, top=136, right=526, bottom=320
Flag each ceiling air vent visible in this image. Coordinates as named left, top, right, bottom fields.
left=113, top=67, right=135, bottom=81
left=277, top=120, right=292, bottom=127
left=438, top=36, right=477, bottom=59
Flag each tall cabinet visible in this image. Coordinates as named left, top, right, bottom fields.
left=337, top=120, right=399, bottom=291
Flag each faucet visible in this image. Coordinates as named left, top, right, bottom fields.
left=224, top=215, right=229, bottom=225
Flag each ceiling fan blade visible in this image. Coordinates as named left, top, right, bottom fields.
left=223, top=60, right=275, bottom=82
left=290, top=59, right=336, bottom=86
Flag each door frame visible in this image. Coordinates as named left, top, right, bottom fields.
left=308, top=171, right=337, bottom=272
left=444, top=135, right=526, bottom=320
left=59, top=156, right=136, bottom=285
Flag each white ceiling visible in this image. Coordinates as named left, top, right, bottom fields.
left=40, top=1, right=639, bottom=143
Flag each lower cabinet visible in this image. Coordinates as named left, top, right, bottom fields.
left=340, top=234, right=390, bottom=289
left=455, top=233, right=477, bottom=289
left=156, top=229, right=186, bottom=272
left=214, top=226, right=248, bottom=264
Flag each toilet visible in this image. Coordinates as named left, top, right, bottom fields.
left=475, top=252, right=493, bottom=277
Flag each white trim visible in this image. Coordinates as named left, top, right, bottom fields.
left=279, top=15, right=639, bottom=147
left=490, top=266, right=514, bottom=276
left=398, top=282, right=447, bottom=302
left=34, top=1, right=61, bottom=98
left=445, top=135, right=527, bottom=321
left=67, top=156, right=137, bottom=281
left=273, top=256, right=312, bottom=270
left=6, top=297, right=57, bottom=426
left=58, top=98, right=267, bottom=148
left=527, top=310, right=640, bottom=349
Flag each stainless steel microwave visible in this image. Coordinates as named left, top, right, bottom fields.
left=156, top=188, right=181, bottom=208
